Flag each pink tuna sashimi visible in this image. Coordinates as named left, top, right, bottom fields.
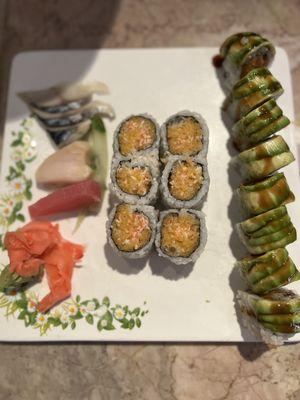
left=29, top=179, right=101, bottom=219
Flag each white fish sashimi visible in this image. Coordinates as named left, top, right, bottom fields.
left=18, top=81, right=109, bottom=108
left=36, top=141, right=92, bottom=187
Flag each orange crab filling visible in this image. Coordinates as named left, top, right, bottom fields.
left=111, top=204, right=151, bottom=252
left=161, top=212, right=200, bottom=258
left=118, top=116, right=156, bottom=156
left=116, top=165, right=152, bottom=196
left=168, top=159, right=203, bottom=200
left=167, top=116, right=203, bottom=156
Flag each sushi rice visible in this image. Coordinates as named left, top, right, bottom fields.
left=107, top=203, right=157, bottom=259
left=155, top=208, right=207, bottom=265
left=160, top=155, right=209, bottom=209
left=110, top=156, right=159, bottom=205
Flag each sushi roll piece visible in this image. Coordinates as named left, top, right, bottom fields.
left=160, top=156, right=209, bottom=209
left=237, top=289, right=300, bottom=345
left=224, top=68, right=283, bottom=121
left=160, top=111, right=209, bottom=161
left=235, top=172, right=295, bottom=216
left=236, top=248, right=300, bottom=294
left=113, top=114, right=160, bottom=162
left=219, top=32, right=275, bottom=89
left=107, top=203, right=157, bottom=259
left=231, top=99, right=290, bottom=151
left=155, top=209, right=207, bottom=265
left=236, top=205, right=297, bottom=254
left=232, top=135, right=295, bottom=182
left=110, top=157, right=159, bottom=205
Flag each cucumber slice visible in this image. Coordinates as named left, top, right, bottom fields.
left=238, top=289, right=300, bottom=315
left=251, top=258, right=299, bottom=294
left=239, top=206, right=287, bottom=233
left=239, top=224, right=296, bottom=254
left=236, top=173, right=295, bottom=215
left=224, top=68, right=283, bottom=121
left=236, top=248, right=289, bottom=282
left=88, top=114, right=108, bottom=187
left=258, top=312, right=300, bottom=325
left=260, top=321, right=300, bottom=334
left=232, top=136, right=295, bottom=181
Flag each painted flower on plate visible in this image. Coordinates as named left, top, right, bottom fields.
left=27, top=300, right=36, bottom=313
left=95, top=305, right=107, bottom=318
left=37, top=314, right=47, bottom=325
left=80, top=306, right=87, bottom=315
left=86, top=301, right=96, bottom=312
left=114, top=307, right=125, bottom=320
left=0, top=198, right=14, bottom=219
left=11, top=149, right=23, bottom=163
left=68, top=305, right=78, bottom=316
left=10, top=178, right=25, bottom=195
left=60, top=313, right=69, bottom=324
left=100, top=319, right=108, bottom=328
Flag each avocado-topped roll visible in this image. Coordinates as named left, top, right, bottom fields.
left=219, top=32, right=275, bottom=89
left=236, top=172, right=295, bottom=216
left=110, top=158, right=159, bottom=205
left=236, top=205, right=297, bottom=254
left=232, top=135, right=295, bottom=182
left=231, top=99, right=290, bottom=150
left=236, top=248, right=300, bottom=294
left=160, top=156, right=209, bottom=209
left=224, top=68, right=283, bottom=121
left=113, top=114, right=160, bottom=159
left=161, top=111, right=209, bottom=161
left=155, top=209, right=207, bottom=265
left=107, top=203, right=157, bottom=259
left=237, top=289, right=300, bottom=345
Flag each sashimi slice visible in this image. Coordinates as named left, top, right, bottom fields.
left=38, top=241, right=84, bottom=313
left=36, top=141, right=92, bottom=187
left=29, top=179, right=101, bottom=219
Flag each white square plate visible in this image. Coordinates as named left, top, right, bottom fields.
left=0, top=47, right=299, bottom=341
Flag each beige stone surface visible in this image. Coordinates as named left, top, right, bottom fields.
left=0, top=0, right=300, bottom=399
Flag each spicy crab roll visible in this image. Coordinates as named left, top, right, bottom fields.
left=236, top=248, right=300, bottom=295
left=160, top=156, right=209, bottom=209
left=224, top=68, right=283, bottom=121
left=232, top=135, right=295, bottom=182
left=235, top=172, right=295, bottom=216
left=160, top=111, right=209, bottom=161
left=110, top=158, right=159, bottom=205
left=219, top=32, right=275, bottom=89
left=237, top=289, right=300, bottom=345
left=236, top=205, right=297, bottom=254
left=231, top=99, right=290, bottom=151
left=113, top=114, right=160, bottom=161
left=155, top=209, right=207, bottom=265
left=107, top=203, right=157, bottom=259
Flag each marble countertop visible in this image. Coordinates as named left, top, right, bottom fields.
left=0, top=0, right=300, bottom=399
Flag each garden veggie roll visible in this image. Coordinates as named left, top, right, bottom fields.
left=231, top=99, right=290, bottom=150
left=237, top=289, right=300, bottom=345
left=220, top=32, right=275, bottom=89
left=236, top=172, right=295, bottom=215
left=224, top=68, right=283, bottom=121
left=110, top=157, right=159, bottom=205
left=160, top=156, right=209, bottom=209
left=232, top=135, right=295, bottom=182
left=107, top=203, right=157, bottom=259
left=236, top=205, right=297, bottom=254
left=155, top=209, right=207, bottom=265
left=113, top=114, right=160, bottom=161
left=236, top=248, right=300, bottom=294
left=160, top=111, right=209, bottom=161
